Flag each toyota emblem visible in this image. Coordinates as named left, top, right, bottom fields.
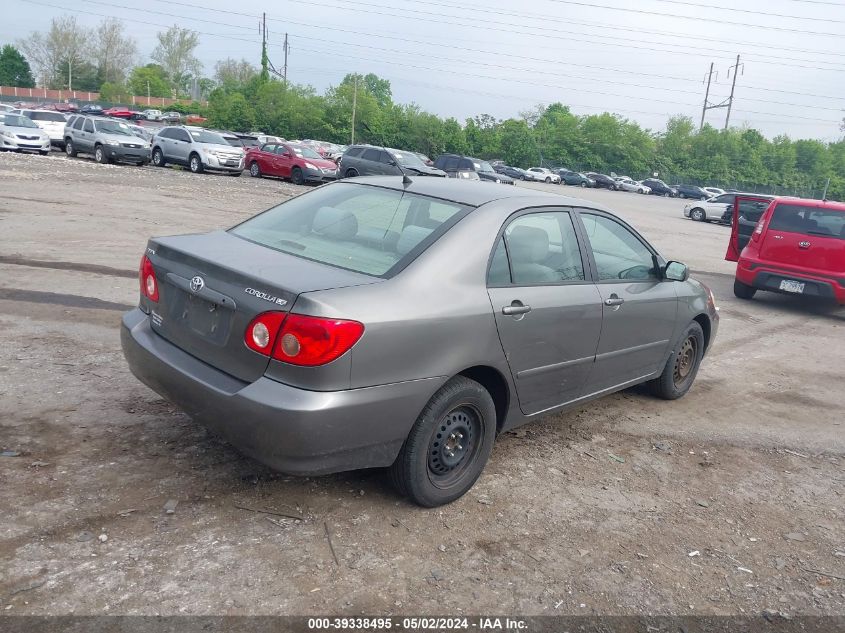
left=190, top=276, right=205, bottom=293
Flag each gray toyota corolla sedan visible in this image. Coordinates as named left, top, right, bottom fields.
left=122, top=177, right=719, bottom=507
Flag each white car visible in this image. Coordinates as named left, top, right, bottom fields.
left=614, top=177, right=651, bottom=194
left=703, top=187, right=725, bottom=197
left=11, top=108, right=67, bottom=147
left=683, top=192, right=736, bottom=222
left=0, top=112, right=51, bottom=154
left=527, top=167, right=561, bottom=184
left=141, top=109, right=163, bottom=121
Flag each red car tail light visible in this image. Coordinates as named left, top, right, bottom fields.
left=244, top=312, right=287, bottom=355
left=139, top=255, right=159, bottom=302
left=272, top=314, right=364, bottom=366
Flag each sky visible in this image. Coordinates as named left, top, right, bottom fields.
left=4, top=0, right=845, bottom=141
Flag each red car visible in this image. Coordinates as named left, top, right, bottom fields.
left=103, top=106, right=139, bottom=119
left=245, top=141, right=338, bottom=185
left=727, top=195, right=845, bottom=304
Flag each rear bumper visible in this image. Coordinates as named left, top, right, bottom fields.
left=736, top=258, right=845, bottom=303
left=121, top=309, right=443, bottom=474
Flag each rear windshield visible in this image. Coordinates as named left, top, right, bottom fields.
left=27, top=111, right=66, bottom=122
left=769, top=204, right=845, bottom=239
left=230, top=183, right=473, bottom=277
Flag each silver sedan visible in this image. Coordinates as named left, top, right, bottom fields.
left=122, top=178, right=719, bottom=506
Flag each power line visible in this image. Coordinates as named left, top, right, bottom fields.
left=540, top=0, right=841, bottom=35
left=610, top=0, right=845, bottom=22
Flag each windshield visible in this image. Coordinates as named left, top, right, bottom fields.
left=224, top=137, right=243, bottom=147
left=474, top=161, right=496, bottom=173
left=390, top=150, right=426, bottom=168
left=189, top=129, right=227, bottom=144
left=0, top=114, right=38, bottom=128
left=230, top=183, right=472, bottom=277
left=28, top=111, right=66, bottom=122
left=290, top=145, right=322, bottom=159
left=96, top=121, right=133, bottom=136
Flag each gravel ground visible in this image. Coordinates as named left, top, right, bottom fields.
left=1, top=151, right=843, bottom=618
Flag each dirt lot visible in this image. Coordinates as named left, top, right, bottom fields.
left=1, top=151, right=843, bottom=618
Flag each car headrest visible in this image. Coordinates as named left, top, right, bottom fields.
left=313, top=206, right=358, bottom=240
left=507, top=225, right=549, bottom=264
left=396, top=225, right=434, bottom=256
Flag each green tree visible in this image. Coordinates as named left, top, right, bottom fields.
left=128, top=64, right=170, bottom=98
left=0, top=44, right=35, bottom=87
left=498, top=119, right=536, bottom=167
left=151, top=25, right=201, bottom=96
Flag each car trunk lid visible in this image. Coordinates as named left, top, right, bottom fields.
left=757, top=202, right=845, bottom=274
left=145, top=230, right=380, bottom=382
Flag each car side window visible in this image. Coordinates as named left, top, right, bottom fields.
left=460, top=159, right=474, bottom=171
left=83, top=119, right=94, bottom=133
left=361, top=148, right=380, bottom=162
left=443, top=157, right=459, bottom=171
left=378, top=151, right=394, bottom=164
left=579, top=213, right=658, bottom=281
left=713, top=194, right=733, bottom=204
left=488, top=238, right=510, bottom=285
left=491, top=211, right=585, bottom=286
left=174, top=129, right=191, bottom=142
left=72, top=117, right=85, bottom=130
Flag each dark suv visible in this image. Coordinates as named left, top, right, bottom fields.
left=339, top=145, right=446, bottom=178
left=674, top=184, right=710, bottom=200
left=641, top=178, right=677, bottom=197
left=433, top=154, right=514, bottom=184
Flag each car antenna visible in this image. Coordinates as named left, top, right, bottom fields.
left=362, top=121, right=412, bottom=186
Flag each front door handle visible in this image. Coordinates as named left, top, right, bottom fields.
left=502, top=301, right=531, bottom=315
left=604, top=295, right=625, bottom=307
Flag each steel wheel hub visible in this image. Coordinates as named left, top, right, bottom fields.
left=674, top=337, right=696, bottom=384
left=428, top=408, right=477, bottom=476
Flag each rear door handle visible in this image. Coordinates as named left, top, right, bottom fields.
left=604, top=296, right=625, bottom=307
left=502, top=302, right=531, bottom=315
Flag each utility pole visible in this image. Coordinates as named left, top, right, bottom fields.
left=283, top=33, right=289, bottom=84
left=68, top=59, right=72, bottom=92
left=350, top=75, right=358, bottom=145
left=699, top=62, right=714, bottom=131
left=260, top=12, right=269, bottom=82
left=724, top=54, right=743, bottom=131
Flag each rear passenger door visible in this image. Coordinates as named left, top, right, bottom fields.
left=487, top=208, right=603, bottom=415
left=359, top=148, right=381, bottom=175
left=575, top=210, right=677, bottom=391
left=79, top=118, right=96, bottom=152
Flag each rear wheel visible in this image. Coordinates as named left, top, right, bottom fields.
left=388, top=376, right=496, bottom=507
left=580, top=181, right=587, bottom=187
left=344, top=168, right=359, bottom=178
left=649, top=322, right=704, bottom=400
left=679, top=193, right=686, bottom=199
left=291, top=166, right=304, bottom=185
left=690, top=208, right=706, bottom=222
left=249, top=161, right=261, bottom=178
left=733, top=279, right=757, bottom=300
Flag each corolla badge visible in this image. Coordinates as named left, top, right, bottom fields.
left=245, top=287, right=288, bottom=306
left=190, top=276, right=205, bottom=293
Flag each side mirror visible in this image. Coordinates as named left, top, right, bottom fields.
left=664, top=261, right=689, bottom=282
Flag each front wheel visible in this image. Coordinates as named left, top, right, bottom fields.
left=189, top=153, right=203, bottom=174
left=388, top=376, right=496, bottom=507
left=65, top=140, right=77, bottom=158
left=291, top=167, right=304, bottom=185
left=690, top=208, right=706, bottom=222
left=648, top=322, right=705, bottom=400
left=40, top=150, right=49, bottom=156
left=152, top=148, right=165, bottom=167
left=344, top=168, right=359, bottom=178
left=94, top=145, right=108, bottom=164
left=544, top=177, right=551, bottom=183
left=733, top=279, right=757, bottom=300
left=580, top=181, right=587, bottom=187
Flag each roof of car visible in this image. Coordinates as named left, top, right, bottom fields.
left=344, top=176, right=614, bottom=209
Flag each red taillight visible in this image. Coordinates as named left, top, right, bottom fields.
left=139, top=255, right=159, bottom=302
left=244, top=312, right=287, bottom=355
left=271, top=314, right=364, bottom=366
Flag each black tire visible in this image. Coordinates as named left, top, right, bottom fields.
left=520, top=175, right=526, bottom=181
left=679, top=193, right=686, bottom=199
left=228, top=170, right=242, bottom=177
left=544, top=177, right=551, bottom=183
left=345, top=168, right=359, bottom=178
left=700, top=195, right=707, bottom=201
left=249, top=161, right=261, bottom=178
left=65, top=139, right=77, bottom=157
left=291, top=166, right=304, bottom=185
left=40, top=150, right=49, bottom=156
left=690, top=208, right=706, bottom=222
left=580, top=181, right=587, bottom=187
left=94, top=144, right=108, bottom=164
left=733, top=279, right=757, bottom=300
left=388, top=376, right=497, bottom=507
left=152, top=147, right=165, bottom=167
left=189, top=153, right=203, bottom=174
left=648, top=321, right=705, bottom=400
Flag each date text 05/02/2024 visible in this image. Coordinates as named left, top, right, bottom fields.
left=307, top=617, right=528, bottom=631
